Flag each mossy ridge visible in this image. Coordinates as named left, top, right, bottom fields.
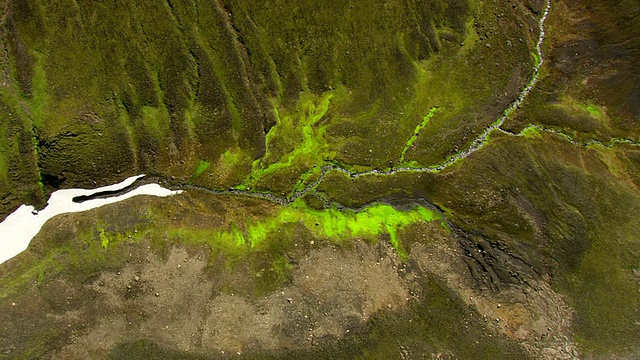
left=0, top=7, right=47, bottom=211
left=224, top=0, right=460, bottom=104
left=1, top=0, right=556, bottom=211
left=3, top=0, right=544, bottom=198
left=7, top=0, right=479, bottom=192
left=0, top=88, right=45, bottom=218
left=230, top=0, right=552, bottom=197
left=4, top=0, right=273, bottom=190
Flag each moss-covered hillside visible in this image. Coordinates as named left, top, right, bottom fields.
left=0, top=0, right=541, bottom=214
left=1, top=0, right=640, bottom=359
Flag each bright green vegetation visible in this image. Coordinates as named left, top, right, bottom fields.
left=192, top=160, right=211, bottom=179
left=239, top=92, right=337, bottom=193
left=99, top=228, right=109, bottom=249
left=576, top=102, right=607, bottom=120
left=553, top=96, right=609, bottom=124
left=519, top=125, right=543, bottom=139
left=531, top=51, right=541, bottom=67
left=400, top=107, right=439, bottom=164
left=171, top=198, right=439, bottom=260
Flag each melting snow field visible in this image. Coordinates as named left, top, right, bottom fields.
left=0, top=175, right=182, bottom=265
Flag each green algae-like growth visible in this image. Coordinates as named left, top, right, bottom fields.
left=192, top=160, right=211, bottom=178
left=581, top=103, right=606, bottom=119
left=174, top=199, right=440, bottom=260
left=244, top=92, right=336, bottom=186
left=251, top=200, right=440, bottom=259
left=520, top=125, right=543, bottom=139
left=400, top=107, right=439, bottom=163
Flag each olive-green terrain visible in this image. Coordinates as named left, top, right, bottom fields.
left=0, top=0, right=639, bottom=359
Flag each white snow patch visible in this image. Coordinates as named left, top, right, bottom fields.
left=0, top=175, right=182, bottom=265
